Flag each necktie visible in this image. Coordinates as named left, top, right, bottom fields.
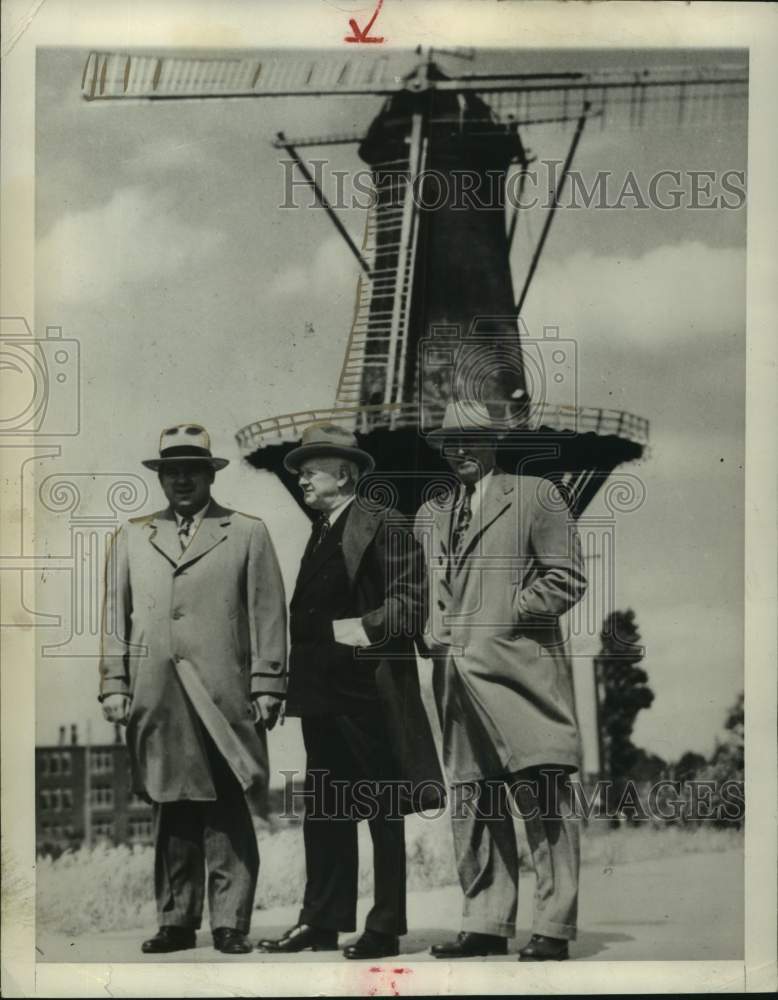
left=178, top=515, right=193, bottom=551
left=451, top=483, right=475, bottom=555
left=311, top=513, right=330, bottom=552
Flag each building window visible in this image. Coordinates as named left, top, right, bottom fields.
left=60, top=752, right=72, bottom=775
left=90, top=750, right=113, bottom=775
left=50, top=754, right=60, bottom=775
left=39, top=789, right=50, bottom=812
left=129, top=792, right=149, bottom=810
left=39, top=755, right=49, bottom=775
left=90, top=786, right=114, bottom=809
left=51, top=788, right=62, bottom=812
left=61, top=789, right=73, bottom=810
left=128, top=818, right=153, bottom=843
left=92, top=820, right=114, bottom=841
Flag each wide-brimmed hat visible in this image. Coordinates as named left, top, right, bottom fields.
left=283, top=422, right=375, bottom=474
left=142, top=423, right=229, bottom=471
left=427, top=400, right=500, bottom=445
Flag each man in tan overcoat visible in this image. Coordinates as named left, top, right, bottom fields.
left=99, top=424, right=287, bottom=955
left=415, top=401, right=587, bottom=962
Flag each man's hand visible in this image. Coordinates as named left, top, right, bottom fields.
left=101, top=693, right=130, bottom=725
left=253, top=694, right=283, bottom=731
left=333, top=617, right=371, bottom=648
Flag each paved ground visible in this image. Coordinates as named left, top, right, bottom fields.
left=37, top=848, right=743, bottom=964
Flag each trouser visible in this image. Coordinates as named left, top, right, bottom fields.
left=299, top=709, right=407, bottom=935
left=152, top=731, right=259, bottom=934
left=452, top=767, right=580, bottom=941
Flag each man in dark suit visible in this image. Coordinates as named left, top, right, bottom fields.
left=257, top=423, right=443, bottom=960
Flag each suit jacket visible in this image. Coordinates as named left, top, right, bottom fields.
left=289, top=500, right=445, bottom=814
left=99, top=501, right=287, bottom=810
left=415, top=473, right=587, bottom=783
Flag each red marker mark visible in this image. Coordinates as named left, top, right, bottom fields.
left=345, top=0, right=385, bottom=44
left=363, top=965, right=412, bottom=996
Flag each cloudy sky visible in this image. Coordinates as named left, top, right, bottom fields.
left=32, top=46, right=746, bottom=777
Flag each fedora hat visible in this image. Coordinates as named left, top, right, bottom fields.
left=427, top=400, right=500, bottom=445
left=284, top=422, right=375, bottom=474
left=142, top=423, right=229, bottom=471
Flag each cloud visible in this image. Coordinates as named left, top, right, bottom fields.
left=516, top=240, right=745, bottom=423
left=267, top=232, right=361, bottom=300
left=37, top=186, right=227, bottom=305
left=521, top=240, right=745, bottom=352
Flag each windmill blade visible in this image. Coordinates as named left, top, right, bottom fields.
left=446, top=65, right=748, bottom=128
left=81, top=51, right=404, bottom=100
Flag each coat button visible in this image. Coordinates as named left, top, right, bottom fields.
left=172, top=610, right=183, bottom=620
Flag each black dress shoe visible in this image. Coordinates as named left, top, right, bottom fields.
left=430, top=931, right=508, bottom=959
left=342, top=929, right=400, bottom=960
left=213, top=927, right=252, bottom=954
left=141, top=926, right=196, bottom=954
left=256, top=923, right=339, bottom=953
left=518, top=934, right=569, bottom=961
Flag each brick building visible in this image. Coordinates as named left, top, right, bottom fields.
left=36, top=724, right=153, bottom=855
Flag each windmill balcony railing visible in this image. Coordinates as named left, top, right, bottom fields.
left=236, top=401, right=649, bottom=454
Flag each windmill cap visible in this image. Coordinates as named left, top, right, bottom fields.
left=284, top=423, right=375, bottom=474
left=427, top=400, right=501, bottom=444
left=142, top=423, right=229, bottom=471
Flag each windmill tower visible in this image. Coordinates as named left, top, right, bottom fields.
left=81, top=48, right=746, bottom=517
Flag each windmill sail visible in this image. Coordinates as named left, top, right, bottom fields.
left=81, top=51, right=401, bottom=100
left=82, top=50, right=746, bottom=134
left=475, top=65, right=748, bottom=129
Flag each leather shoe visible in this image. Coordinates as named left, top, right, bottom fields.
left=213, top=927, right=252, bottom=954
left=141, top=926, right=196, bottom=954
left=431, top=931, right=508, bottom=958
left=343, top=929, right=400, bottom=960
left=518, top=934, right=569, bottom=961
left=256, top=923, right=338, bottom=953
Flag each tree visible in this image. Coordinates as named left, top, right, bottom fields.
left=594, top=609, right=655, bottom=782
left=673, top=750, right=707, bottom=782
left=670, top=692, right=744, bottom=828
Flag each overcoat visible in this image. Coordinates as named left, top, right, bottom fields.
left=414, top=473, right=587, bottom=784
left=99, top=502, right=287, bottom=809
left=288, top=500, right=445, bottom=814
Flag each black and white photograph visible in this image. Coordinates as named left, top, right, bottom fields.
left=1, top=2, right=776, bottom=997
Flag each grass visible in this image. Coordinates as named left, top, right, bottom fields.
left=36, top=816, right=742, bottom=937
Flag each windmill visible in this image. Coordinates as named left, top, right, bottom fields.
left=81, top=48, right=747, bottom=518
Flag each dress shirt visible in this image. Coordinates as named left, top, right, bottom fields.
left=327, top=493, right=356, bottom=526
left=174, top=503, right=209, bottom=549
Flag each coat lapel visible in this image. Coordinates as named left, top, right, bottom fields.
left=342, top=502, right=381, bottom=584
left=177, top=503, right=231, bottom=571
left=431, top=490, right=458, bottom=566
left=147, top=502, right=231, bottom=572
left=454, top=473, right=514, bottom=570
left=294, top=517, right=345, bottom=592
left=147, top=510, right=180, bottom=568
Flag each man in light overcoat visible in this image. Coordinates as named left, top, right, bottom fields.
left=415, top=401, right=587, bottom=962
left=99, top=424, right=287, bottom=955
left=258, top=423, right=444, bottom=960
